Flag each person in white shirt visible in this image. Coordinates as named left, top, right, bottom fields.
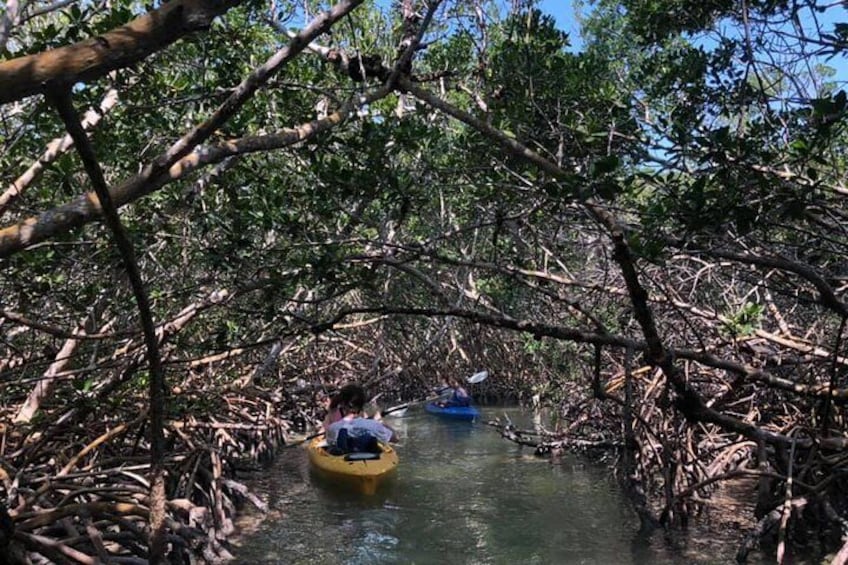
left=325, top=384, right=398, bottom=447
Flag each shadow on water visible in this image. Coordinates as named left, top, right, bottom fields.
left=231, top=407, right=765, bottom=564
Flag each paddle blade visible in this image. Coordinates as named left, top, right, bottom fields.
left=382, top=403, right=409, bottom=417
left=467, top=370, right=489, bottom=384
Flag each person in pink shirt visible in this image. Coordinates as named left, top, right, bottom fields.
left=322, top=384, right=361, bottom=429
left=435, top=376, right=471, bottom=407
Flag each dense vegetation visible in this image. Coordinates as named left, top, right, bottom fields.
left=1, top=0, right=847, bottom=562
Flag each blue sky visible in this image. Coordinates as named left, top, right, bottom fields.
left=538, top=0, right=583, bottom=50
left=535, top=0, right=848, bottom=88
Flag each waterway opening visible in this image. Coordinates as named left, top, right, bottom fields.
left=231, top=407, right=764, bottom=564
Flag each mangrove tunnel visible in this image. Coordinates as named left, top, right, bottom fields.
left=1, top=0, right=848, bottom=563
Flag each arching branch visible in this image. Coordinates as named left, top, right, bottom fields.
left=0, top=0, right=245, bottom=104
left=0, top=0, right=372, bottom=258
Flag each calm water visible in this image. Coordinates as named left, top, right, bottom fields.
left=231, top=408, right=756, bottom=564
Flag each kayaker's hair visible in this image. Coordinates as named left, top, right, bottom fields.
left=333, top=383, right=366, bottom=416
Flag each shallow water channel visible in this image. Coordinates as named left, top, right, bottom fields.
left=232, top=407, right=761, bottom=564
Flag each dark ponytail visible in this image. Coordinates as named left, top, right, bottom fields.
left=333, top=383, right=366, bottom=416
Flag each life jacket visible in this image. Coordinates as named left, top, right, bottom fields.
left=447, top=390, right=471, bottom=407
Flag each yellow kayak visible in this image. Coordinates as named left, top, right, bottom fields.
left=307, top=435, right=399, bottom=495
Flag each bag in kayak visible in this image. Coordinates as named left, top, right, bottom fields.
left=335, top=427, right=381, bottom=455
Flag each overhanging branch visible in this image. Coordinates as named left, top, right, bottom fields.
left=0, top=0, right=371, bottom=259
left=0, top=0, right=246, bottom=104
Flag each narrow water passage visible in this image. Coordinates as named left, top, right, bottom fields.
left=232, top=408, right=751, bottom=564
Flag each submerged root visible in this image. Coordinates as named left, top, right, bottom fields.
left=487, top=372, right=848, bottom=563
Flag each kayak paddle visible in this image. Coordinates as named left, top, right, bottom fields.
left=382, top=394, right=442, bottom=417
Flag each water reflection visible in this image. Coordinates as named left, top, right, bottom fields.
left=232, top=408, right=758, bottom=564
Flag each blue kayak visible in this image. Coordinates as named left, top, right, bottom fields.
left=424, top=402, right=480, bottom=422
